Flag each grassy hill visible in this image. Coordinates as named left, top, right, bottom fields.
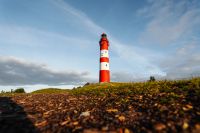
left=32, top=77, right=200, bottom=96
left=32, top=88, right=70, bottom=94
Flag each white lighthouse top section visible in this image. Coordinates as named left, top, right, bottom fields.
left=100, top=62, right=110, bottom=70
left=100, top=50, right=109, bottom=58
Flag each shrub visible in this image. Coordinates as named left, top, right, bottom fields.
left=14, top=88, right=26, bottom=93
left=84, top=82, right=90, bottom=86
left=149, top=76, right=156, bottom=82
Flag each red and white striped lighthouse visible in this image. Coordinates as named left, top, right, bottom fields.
left=99, top=33, right=110, bottom=83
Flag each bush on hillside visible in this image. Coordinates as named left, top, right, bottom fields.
left=14, top=88, right=26, bottom=93
left=149, top=76, right=156, bottom=82
left=84, top=82, right=90, bottom=86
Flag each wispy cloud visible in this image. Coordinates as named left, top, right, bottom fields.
left=138, top=0, right=200, bottom=45
left=52, top=0, right=104, bottom=35
left=112, top=71, right=149, bottom=82
left=0, top=25, right=93, bottom=48
left=110, top=38, right=165, bottom=76
left=52, top=0, right=165, bottom=77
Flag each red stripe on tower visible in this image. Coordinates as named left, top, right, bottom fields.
left=99, top=33, right=110, bottom=83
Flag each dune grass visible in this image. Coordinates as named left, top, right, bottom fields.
left=70, top=78, right=200, bottom=96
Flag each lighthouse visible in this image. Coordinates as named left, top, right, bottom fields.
left=99, top=33, right=110, bottom=83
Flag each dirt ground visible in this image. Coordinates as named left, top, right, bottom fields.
left=0, top=93, right=200, bottom=133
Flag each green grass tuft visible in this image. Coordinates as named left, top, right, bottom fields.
left=31, top=88, right=70, bottom=94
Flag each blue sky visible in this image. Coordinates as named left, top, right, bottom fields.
left=0, top=0, right=200, bottom=92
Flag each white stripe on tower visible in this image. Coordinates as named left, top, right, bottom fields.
left=100, top=50, right=109, bottom=58
left=100, top=62, right=109, bottom=70
left=100, top=49, right=109, bottom=70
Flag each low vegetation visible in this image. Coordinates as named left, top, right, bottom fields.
left=0, top=88, right=26, bottom=97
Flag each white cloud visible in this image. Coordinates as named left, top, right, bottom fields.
left=135, top=0, right=200, bottom=79
left=0, top=56, right=94, bottom=86
left=159, top=40, right=200, bottom=79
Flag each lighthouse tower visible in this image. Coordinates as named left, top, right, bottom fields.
left=99, top=33, right=110, bottom=83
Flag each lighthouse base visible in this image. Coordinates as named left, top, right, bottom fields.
left=99, top=70, right=110, bottom=83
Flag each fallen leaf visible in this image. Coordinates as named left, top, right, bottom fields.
left=186, top=104, right=193, bottom=109
left=18, top=100, right=26, bottom=104
left=124, top=128, right=131, bottom=133
left=43, top=110, right=53, bottom=116
left=197, top=111, right=200, bottom=115
left=35, top=120, right=47, bottom=127
left=80, top=111, right=90, bottom=117
left=195, top=124, right=200, bottom=129
left=119, top=128, right=123, bottom=133
left=118, top=115, right=125, bottom=122
left=101, top=126, right=108, bottom=131
left=115, top=115, right=119, bottom=117
left=60, top=120, right=70, bottom=126
left=182, top=107, right=188, bottom=111
left=72, top=126, right=82, bottom=132
left=183, top=104, right=193, bottom=111
left=73, top=121, right=79, bottom=126
left=154, top=123, right=166, bottom=131
left=183, top=122, right=189, bottom=129
left=106, top=109, right=118, bottom=113
left=139, top=95, right=143, bottom=100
